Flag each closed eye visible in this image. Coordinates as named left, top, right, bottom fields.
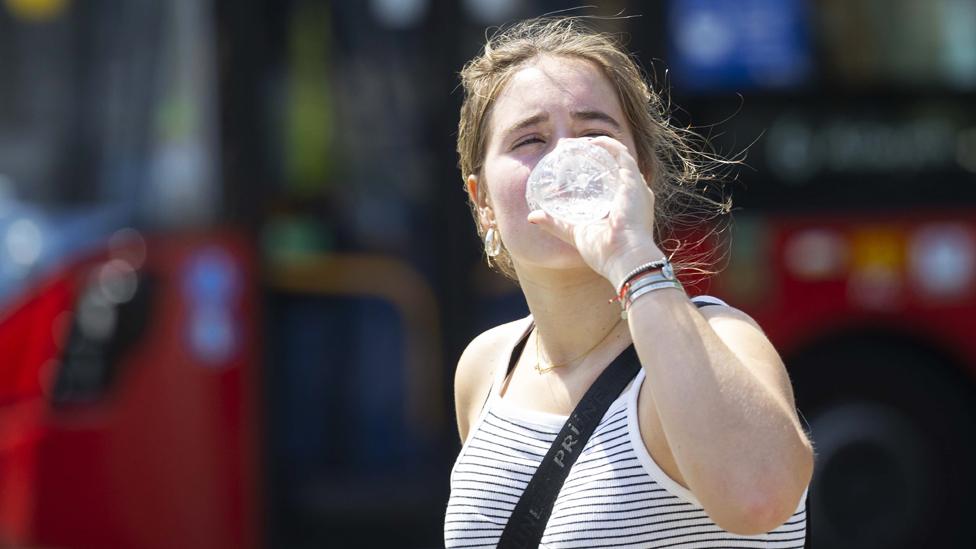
left=512, top=131, right=613, bottom=150
left=513, top=136, right=544, bottom=149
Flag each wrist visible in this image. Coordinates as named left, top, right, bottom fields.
left=609, top=252, right=684, bottom=318
left=606, top=244, right=667, bottom=289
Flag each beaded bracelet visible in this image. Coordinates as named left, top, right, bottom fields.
left=614, top=258, right=668, bottom=297
left=610, top=257, right=684, bottom=318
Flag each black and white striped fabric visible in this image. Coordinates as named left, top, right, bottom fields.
left=445, top=298, right=808, bottom=548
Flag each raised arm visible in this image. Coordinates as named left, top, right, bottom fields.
left=624, top=288, right=813, bottom=534
left=527, top=135, right=814, bottom=535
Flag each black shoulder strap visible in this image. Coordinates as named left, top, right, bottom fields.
left=507, top=323, right=533, bottom=376
left=478, top=322, right=533, bottom=415
left=496, top=345, right=641, bottom=549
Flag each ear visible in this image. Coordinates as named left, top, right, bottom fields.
left=466, top=174, right=495, bottom=229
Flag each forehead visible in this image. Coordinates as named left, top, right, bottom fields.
left=490, top=55, right=623, bottom=134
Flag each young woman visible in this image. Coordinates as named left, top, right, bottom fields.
left=446, top=17, right=814, bottom=548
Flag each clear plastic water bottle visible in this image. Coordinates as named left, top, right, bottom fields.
left=525, top=138, right=620, bottom=225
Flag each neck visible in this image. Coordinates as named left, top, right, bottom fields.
left=514, top=262, right=626, bottom=371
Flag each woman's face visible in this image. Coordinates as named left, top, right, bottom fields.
left=473, top=54, right=640, bottom=273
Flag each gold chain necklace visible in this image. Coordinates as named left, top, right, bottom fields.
left=534, top=318, right=624, bottom=375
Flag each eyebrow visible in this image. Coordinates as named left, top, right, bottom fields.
left=505, top=113, right=549, bottom=136
left=503, top=110, right=622, bottom=138
left=571, top=109, right=622, bottom=131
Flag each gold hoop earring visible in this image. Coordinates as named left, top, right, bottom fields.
left=484, top=227, right=501, bottom=264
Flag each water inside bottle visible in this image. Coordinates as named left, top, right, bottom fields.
left=526, top=139, right=619, bottom=224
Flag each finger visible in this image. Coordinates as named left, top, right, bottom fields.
left=527, top=209, right=575, bottom=245
left=611, top=176, right=654, bottom=218
left=589, top=136, right=641, bottom=174
left=589, top=137, right=646, bottom=193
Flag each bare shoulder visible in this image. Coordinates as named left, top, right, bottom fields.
left=454, top=317, right=531, bottom=443
left=693, top=298, right=770, bottom=348
left=694, top=298, right=763, bottom=330
left=694, top=298, right=798, bottom=411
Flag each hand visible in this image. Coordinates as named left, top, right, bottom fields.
left=527, top=136, right=666, bottom=288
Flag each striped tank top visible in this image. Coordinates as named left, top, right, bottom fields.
left=445, top=301, right=808, bottom=548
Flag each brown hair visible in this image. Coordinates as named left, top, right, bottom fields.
left=457, top=16, right=733, bottom=281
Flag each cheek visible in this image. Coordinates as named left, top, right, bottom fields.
left=485, top=159, right=533, bottom=222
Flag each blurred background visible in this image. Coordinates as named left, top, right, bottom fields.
left=0, top=0, right=975, bottom=548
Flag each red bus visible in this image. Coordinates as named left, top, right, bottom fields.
left=4, top=1, right=975, bottom=549
left=664, top=1, right=976, bottom=547
left=0, top=2, right=261, bottom=548
left=708, top=107, right=976, bottom=549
